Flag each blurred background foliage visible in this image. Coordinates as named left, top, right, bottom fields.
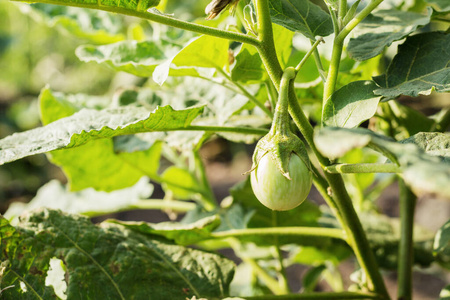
left=0, top=0, right=449, bottom=297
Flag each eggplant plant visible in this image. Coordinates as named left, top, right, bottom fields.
left=0, top=0, right=449, bottom=299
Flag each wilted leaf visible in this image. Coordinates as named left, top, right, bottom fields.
left=268, top=0, right=333, bottom=39
left=347, top=9, right=431, bottom=61
left=322, top=80, right=381, bottom=128
left=373, top=32, right=450, bottom=98
left=0, top=209, right=235, bottom=299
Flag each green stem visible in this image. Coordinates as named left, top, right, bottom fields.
left=270, top=67, right=296, bottom=135
left=228, top=238, right=284, bottom=295
left=272, top=211, right=290, bottom=294
left=254, top=0, right=284, bottom=88
left=210, top=227, right=345, bottom=240
left=325, top=163, right=401, bottom=174
left=13, top=0, right=260, bottom=46
left=266, top=80, right=279, bottom=110
left=82, top=199, right=196, bottom=217
left=295, top=38, right=324, bottom=73
left=247, top=0, right=389, bottom=297
left=397, top=179, right=417, bottom=300
left=338, top=0, right=347, bottom=26
left=240, top=291, right=383, bottom=300
left=322, top=39, right=344, bottom=109
left=181, top=125, right=268, bottom=135
left=215, top=67, right=273, bottom=117
left=193, top=151, right=217, bottom=209
left=336, top=0, right=385, bottom=43
left=311, top=44, right=327, bottom=83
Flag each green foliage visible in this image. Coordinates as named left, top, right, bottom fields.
left=268, top=0, right=333, bottom=39
left=1, top=0, right=449, bottom=298
left=374, top=32, right=450, bottom=98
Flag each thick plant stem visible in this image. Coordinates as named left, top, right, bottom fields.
left=397, top=179, right=417, bottom=300
left=12, top=0, right=260, bottom=46
left=323, top=39, right=344, bottom=109
left=325, top=173, right=389, bottom=298
left=254, top=0, right=283, bottom=88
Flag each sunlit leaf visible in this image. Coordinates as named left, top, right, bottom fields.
left=29, top=4, right=125, bottom=44
left=322, top=80, right=381, bottom=128
left=373, top=32, right=450, bottom=98
left=347, top=9, right=431, bottom=61
left=268, top=0, right=333, bottom=39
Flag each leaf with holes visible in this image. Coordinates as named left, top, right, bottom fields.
left=0, top=208, right=235, bottom=299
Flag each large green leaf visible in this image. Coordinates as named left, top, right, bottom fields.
left=29, top=4, right=125, bottom=44
left=314, top=128, right=450, bottom=199
left=0, top=91, right=203, bottom=167
left=347, top=9, right=432, bottom=61
left=0, top=209, right=235, bottom=299
left=322, top=80, right=381, bottom=128
left=373, top=32, right=450, bottom=98
left=268, top=0, right=333, bottom=39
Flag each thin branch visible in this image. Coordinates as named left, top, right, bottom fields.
left=13, top=0, right=260, bottom=46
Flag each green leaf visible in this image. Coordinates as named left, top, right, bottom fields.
left=322, top=80, right=381, bottom=128
left=76, top=40, right=200, bottom=80
left=314, top=128, right=450, bottom=199
left=302, top=265, right=327, bottom=292
left=182, top=204, right=256, bottom=233
left=268, top=0, right=333, bottom=39
left=377, top=101, right=436, bottom=141
left=29, top=4, right=125, bottom=44
left=373, top=32, right=450, bottom=98
left=153, top=35, right=228, bottom=85
left=161, top=166, right=203, bottom=200
left=0, top=95, right=204, bottom=166
left=231, top=43, right=266, bottom=83
left=426, top=0, right=450, bottom=10
left=112, top=215, right=221, bottom=246
left=0, top=209, right=235, bottom=299
left=3, top=177, right=154, bottom=220
left=434, top=219, right=450, bottom=268
left=400, top=132, right=450, bottom=161
left=347, top=9, right=432, bottom=61
left=15, top=0, right=160, bottom=12
left=231, top=24, right=293, bottom=83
